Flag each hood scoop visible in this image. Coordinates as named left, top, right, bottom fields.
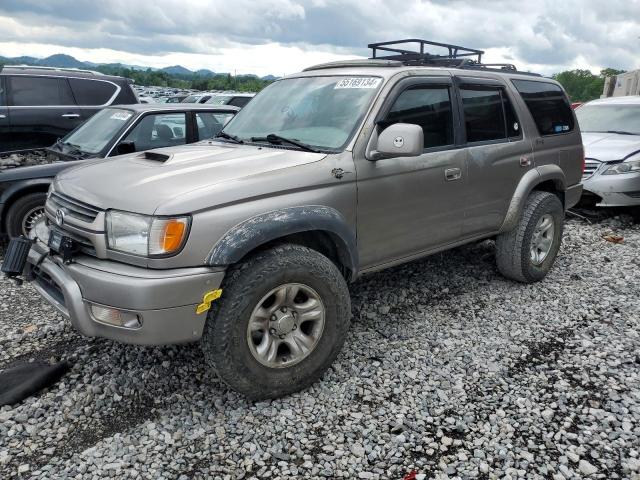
left=143, top=151, right=171, bottom=162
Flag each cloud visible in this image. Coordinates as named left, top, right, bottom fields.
left=0, top=0, right=638, bottom=75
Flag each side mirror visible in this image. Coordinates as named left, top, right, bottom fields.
left=370, top=123, right=423, bottom=160
left=116, top=141, right=136, bottom=155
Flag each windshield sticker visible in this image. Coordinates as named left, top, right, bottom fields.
left=110, top=112, right=132, bottom=121
left=334, top=78, right=382, bottom=89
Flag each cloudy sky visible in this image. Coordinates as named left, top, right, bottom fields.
left=0, top=0, right=638, bottom=77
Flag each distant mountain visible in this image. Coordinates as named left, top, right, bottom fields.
left=0, top=53, right=278, bottom=79
left=160, top=65, right=194, bottom=76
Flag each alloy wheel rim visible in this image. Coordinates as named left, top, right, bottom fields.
left=247, top=283, right=325, bottom=369
left=22, top=206, right=46, bottom=237
left=530, top=214, right=555, bottom=266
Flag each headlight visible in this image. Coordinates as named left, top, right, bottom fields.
left=106, top=210, right=190, bottom=257
left=602, top=157, right=640, bottom=175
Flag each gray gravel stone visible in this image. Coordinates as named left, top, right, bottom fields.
left=0, top=211, right=639, bottom=479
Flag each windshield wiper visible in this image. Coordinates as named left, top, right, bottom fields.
left=215, top=131, right=244, bottom=144
left=250, top=134, right=320, bottom=153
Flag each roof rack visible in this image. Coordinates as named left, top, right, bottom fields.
left=2, top=65, right=102, bottom=75
left=369, top=39, right=485, bottom=65
left=367, top=39, right=539, bottom=75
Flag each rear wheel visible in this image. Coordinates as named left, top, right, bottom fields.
left=201, top=243, right=351, bottom=399
left=5, top=192, right=47, bottom=238
left=496, top=191, right=564, bottom=283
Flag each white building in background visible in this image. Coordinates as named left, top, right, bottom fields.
left=602, top=70, right=640, bottom=97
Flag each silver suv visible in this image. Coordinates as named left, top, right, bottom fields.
left=4, top=40, right=583, bottom=399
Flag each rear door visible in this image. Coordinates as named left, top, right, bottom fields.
left=0, top=76, right=10, bottom=152
left=455, top=77, right=532, bottom=236
left=7, top=75, right=82, bottom=149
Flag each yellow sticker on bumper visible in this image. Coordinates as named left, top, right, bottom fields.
left=196, top=289, right=223, bottom=315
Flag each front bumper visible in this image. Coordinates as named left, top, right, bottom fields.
left=25, top=241, right=225, bottom=345
left=582, top=170, right=640, bottom=207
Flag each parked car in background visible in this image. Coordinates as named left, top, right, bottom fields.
left=13, top=39, right=583, bottom=399
left=575, top=95, right=640, bottom=206
left=0, top=66, right=137, bottom=153
left=166, top=95, right=188, bottom=103
left=205, top=92, right=255, bottom=108
left=182, top=93, right=214, bottom=104
left=0, top=104, right=238, bottom=237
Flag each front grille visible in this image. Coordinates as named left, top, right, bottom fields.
left=583, top=159, right=601, bottom=179
left=48, top=192, right=102, bottom=223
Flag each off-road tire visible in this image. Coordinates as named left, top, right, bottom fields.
left=5, top=192, right=47, bottom=238
left=496, top=191, right=564, bottom=283
left=201, top=243, right=351, bottom=400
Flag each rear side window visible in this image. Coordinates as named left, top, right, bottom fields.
left=69, top=78, right=117, bottom=105
left=512, top=80, right=574, bottom=135
left=460, top=86, right=522, bottom=142
left=122, top=113, right=186, bottom=151
left=8, top=76, right=75, bottom=106
left=383, top=85, right=454, bottom=149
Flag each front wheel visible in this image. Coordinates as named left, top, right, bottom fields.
left=201, top=244, right=351, bottom=399
left=5, top=192, right=48, bottom=238
left=495, top=191, right=564, bottom=283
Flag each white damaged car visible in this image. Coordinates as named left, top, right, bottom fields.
left=576, top=96, right=640, bottom=206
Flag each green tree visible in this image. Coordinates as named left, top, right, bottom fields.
left=552, top=68, right=627, bottom=102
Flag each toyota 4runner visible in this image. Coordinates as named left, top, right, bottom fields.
left=3, top=40, right=583, bottom=399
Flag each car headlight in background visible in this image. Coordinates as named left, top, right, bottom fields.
left=602, top=156, right=640, bottom=175
left=106, top=210, right=190, bottom=256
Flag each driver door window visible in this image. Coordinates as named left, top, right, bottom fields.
left=122, top=113, right=186, bottom=152
left=381, top=85, right=454, bottom=149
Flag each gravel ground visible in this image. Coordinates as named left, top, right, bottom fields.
left=0, top=213, right=639, bottom=480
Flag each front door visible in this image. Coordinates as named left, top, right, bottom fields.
left=7, top=75, right=82, bottom=150
left=355, top=76, right=468, bottom=269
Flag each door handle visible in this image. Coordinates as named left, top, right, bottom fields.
left=445, top=167, right=462, bottom=181
left=61, top=113, right=80, bottom=119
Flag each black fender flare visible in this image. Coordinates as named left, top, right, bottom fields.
left=206, top=206, right=358, bottom=278
left=499, top=165, right=566, bottom=233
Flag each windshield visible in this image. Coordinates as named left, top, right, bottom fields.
left=63, top=108, right=134, bottom=153
left=576, top=104, right=640, bottom=135
left=222, top=76, right=383, bottom=151
left=182, top=95, right=200, bottom=103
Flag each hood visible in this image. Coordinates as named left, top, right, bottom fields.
left=582, top=132, right=640, bottom=162
left=55, top=143, right=326, bottom=215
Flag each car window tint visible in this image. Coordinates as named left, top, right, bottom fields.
left=460, top=87, right=506, bottom=142
left=8, top=76, right=76, bottom=106
left=383, top=85, right=454, bottom=149
left=228, top=97, right=251, bottom=108
left=69, top=78, right=117, bottom=105
left=512, top=80, right=574, bottom=135
left=196, top=112, right=235, bottom=139
left=123, top=113, right=186, bottom=152
left=503, top=92, right=521, bottom=138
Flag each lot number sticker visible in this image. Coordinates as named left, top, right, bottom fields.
left=335, top=78, right=381, bottom=89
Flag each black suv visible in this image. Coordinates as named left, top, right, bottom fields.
left=0, top=66, right=137, bottom=153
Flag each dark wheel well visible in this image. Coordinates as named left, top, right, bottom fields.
left=532, top=180, right=564, bottom=207
left=2, top=183, right=51, bottom=231
left=236, top=230, right=354, bottom=281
